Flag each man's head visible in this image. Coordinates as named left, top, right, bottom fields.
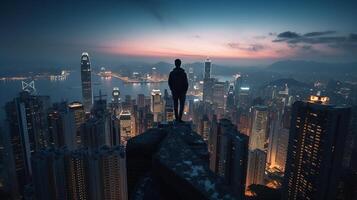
left=175, top=59, right=181, bottom=68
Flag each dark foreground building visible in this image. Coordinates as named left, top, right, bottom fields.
left=126, top=123, right=240, bottom=200
left=282, top=96, right=351, bottom=200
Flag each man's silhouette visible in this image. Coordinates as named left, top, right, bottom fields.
left=168, top=59, right=188, bottom=122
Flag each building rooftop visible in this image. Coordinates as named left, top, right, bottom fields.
left=127, top=123, right=239, bottom=200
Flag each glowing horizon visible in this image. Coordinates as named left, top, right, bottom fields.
left=99, top=30, right=345, bottom=62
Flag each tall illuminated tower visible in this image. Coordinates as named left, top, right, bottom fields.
left=111, top=87, right=121, bottom=114
left=203, top=58, right=214, bottom=103
left=249, top=106, right=269, bottom=151
left=204, top=58, right=211, bottom=79
left=80, top=52, right=92, bottom=112
left=119, top=111, right=133, bottom=144
left=282, top=95, right=351, bottom=200
left=246, top=106, right=269, bottom=188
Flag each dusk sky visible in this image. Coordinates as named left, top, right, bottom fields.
left=1, top=0, right=357, bottom=67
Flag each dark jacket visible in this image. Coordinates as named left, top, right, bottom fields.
left=168, top=67, right=188, bottom=96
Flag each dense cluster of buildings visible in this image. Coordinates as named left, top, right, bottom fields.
left=0, top=52, right=356, bottom=200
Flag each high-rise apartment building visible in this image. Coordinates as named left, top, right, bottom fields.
left=246, top=106, right=269, bottom=188
left=137, top=94, right=145, bottom=109
left=210, top=118, right=248, bottom=200
left=267, top=106, right=291, bottom=171
left=47, top=102, right=77, bottom=150
left=68, top=102, right=85, bottom=146
left=81, top=97, right=112, bottom=149
left=119, top=111, right=132, bottom=144
left=66, top=149, right=89, bottom=200
left=151, top=89, right=163, bottom=122
left=32, top=145, right=128, bottom=200
left=198, top=115, right=210, bottom=141
left=246, top=149, right=267, bottom=187
left=282, top=95, right=351, bottom=200
left=31, top=148, right=67, bottom=200
left=212, top=81, right=226, bottom=118
left=249, top=106, right=269, bottom=150
left=88, top=146, right=128, bottom=200
left=4, top=91, right=50, bottom=195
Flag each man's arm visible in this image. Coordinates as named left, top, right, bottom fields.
left=183, top=72, right=188, bottom=92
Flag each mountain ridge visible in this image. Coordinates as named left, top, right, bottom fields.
left=266, top=60, right=357, bottom=73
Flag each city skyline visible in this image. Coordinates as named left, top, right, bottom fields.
left=1, top=0, right=357, bottom=68
left=1, top=51, right=356, bottom=199
left=1, top=1, right=357, bottom=200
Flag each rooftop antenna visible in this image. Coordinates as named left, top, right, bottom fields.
left=22, top=80, right=36, bottom=95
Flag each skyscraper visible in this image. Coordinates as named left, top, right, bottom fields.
left=80, top=52, right=93, bottom=112
left=204, top=58, right=211, bottom=80
left=198, top=114, right=210, bottom=141
left=163, top=89, right=174, bottom=122
left=47, top=102, right=77, bottom=150
left=246, top=106, right=269, bottom=188
left=119, top=111, right=132, bottom=144
left=144, top=112, right=154, bottom=131
left=203, top=58, right=215, bottom=103
left=246, top=149, right=267, bottom=187
left=32, top=145, right=128, bottom=200
left=111, top=87, right=121, bottom=114
left=188, top=67, right=194, bottom=92
left=266, top=107, right=280, bottom=168
left=66, top=149, right=89, bottom=200
left=135, top=107, right=146, bottom=135
left=1, top=124, right=20, bottom=199
left=31, top=148, right=67, bottom=200
left=212, top=81, right=226, bottom=118
left=151, top=89, right=163, bottom=122
left=275, top=128, right=289, bottom=171
left=122, top=95, right=132, bottom=112
left=226, top=85, right=235, bottom=112
left=136, top=94, right=145, bottom=109
left=282, top=95, right=351, bottom=200
left=4, top=91, right=50, bottom=195
left=68, top=102, right=85, bottom=146
left=210, top=118, right=248, bottom=199
left=81, top=96, right=112, bottom=149
left=81, top=117, right=110, bottom=149
left=237, top=86, right=251, bottom=110
left=249, top=106, right=269, bottom=150
left=267, top=106, right=291, bottom=171
left=87, top=146, right=127, bottom=200
left=234, top=74, right=242, bottom=98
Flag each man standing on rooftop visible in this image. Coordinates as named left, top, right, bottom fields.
left=168, top=59, right=188, bottom=122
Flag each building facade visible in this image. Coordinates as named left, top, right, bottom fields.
left=282, top=96, right=351, bottom=200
